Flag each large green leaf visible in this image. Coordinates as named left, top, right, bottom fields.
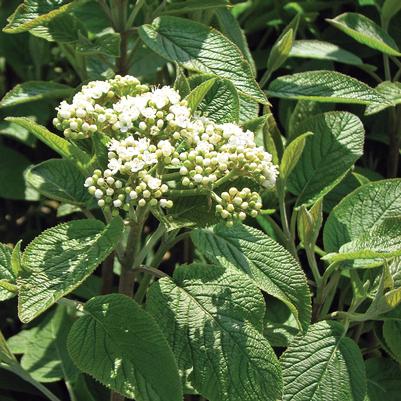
left=327, top=13, right=401, bottom=56
left=323, top=179, right=401, bottom=252
left=76, top=32, right=120, bottom=57
left=138, top=16, right=266, bottom=104
left=18, top=217, right=124, bottom=322
left=0, top=81, right=73, bottom=108
left=67, top=294, right=182, bottom=401
left=287, top=111, right=364, bottom=206
left=383, top=320, right=401, bottom=364
left=365, top=357, right=401, bottom=401
left=365, top=81, right=401, bottom=115
left=0, top=121, right=35, bottom=146
left=147, top=263, right=282, bottom=401
left=26, top=159, right=94, bottom=206
left=289, top=40, right=364, bottom=66
left=268, top=71, right=385, bottom=104
left=160, top=0, right=228, bottom=14
left=3, top=0, right=77, bottom=33
left=5, top=117, right=91, bottom=169
left=281, top=320, right=366, bottom=401
left=191, top=224, right=311, bottom=331
left=0, top=243, right=15, bottom=301
left=20, top=305, right=77, bottom=383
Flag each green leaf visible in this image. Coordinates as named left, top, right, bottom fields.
left=288, top=111, right=365, bottom=206
left=280, top=132, right=313, bottom=181
left=26, top=159, right=94, bottom=206
left=160, top=0, right=228, bottom=14
left=186, top=77, right=216, bottom=111
left=147, top=263, right=282, bottom=401
left=11, top=240, right=22, bottom=277
left=268, top=71, right=386, bottom=104
left=0, top=144, right=33, bottom=200
left=0, top=121, right=35, bottom=146
left=67, top=294, right=182, bottom=401
left=0, top=81, right=74, bottom=107
left=191, top=223, right=311, bottom=331
left=365, top=81, right=401, bottom=115
left=327, top=13, right=401, bottom=56
left=267, top=28, right=294, bottom=74
left=325, top=217, right=401, bottom=263
left=365, top=357, right=401, bottom=401
left=281, top=320, right=366, bottom=401
left=3, top=0, right=78, bottom=34
left=297, top=198, right=324, bottom=247
left=383, top=320, right=401, bottom=364
left=323, top=179, right=401, bottom=252
left=0, top=243, right=16, bottom=302
left=7, top=327, right=38, bottom=355
left=21, top=305, right=78, bottom=383
left=382, top=0, right=401, bottom=29
left=174, top=67, right=190, bottom=98
left=139, top=16, right=267, bottom=104
left=5, top=117, right=91, bottom=169
left=289, top=40, right=364, bottom=66
left=18, top=217, right=124, bottom=323
left=76, top=32, right=120, bottom=57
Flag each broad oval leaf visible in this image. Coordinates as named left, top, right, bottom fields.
left=191, top=223, right=311, bottom=331
left=3, top=0, right=77, bottom=33
left=288, top=111, right=365, bottom=206
left=268, top=70, right=386, bottom=105
left=281, top=320, right=366, bottom=401
left=18, top=217, right=124, bottom=322
left=323, top=179, right=401, bottom=252
left=0, top=81, right=74, bottom=108
left=289, top=40, right=364, bottom=66
left=26, top=159, right=94, bottom=206
left=327, top=13, right=401, bottom=56
left=67, top=294, right=182, bottom=401
left=138, top=16, right=267, bottom=104
left=0, top=243, right=15, bottom=301
left=147, top=263, right=282, bottom=401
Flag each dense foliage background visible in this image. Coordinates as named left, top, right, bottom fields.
left=1, top=0, right=401, bottom=401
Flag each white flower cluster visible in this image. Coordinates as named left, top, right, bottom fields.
left=55, top=75, right=278, bottom=224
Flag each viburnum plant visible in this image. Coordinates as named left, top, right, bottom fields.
left=1, top=1, right=401, bottom=401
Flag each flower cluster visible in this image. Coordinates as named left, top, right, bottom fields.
left=55, top=75, right=278, bottom=225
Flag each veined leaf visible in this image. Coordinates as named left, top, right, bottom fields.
left=186, top=78, right=216, bottom=111
left=268, top=71, right=386, bottom=104
left=365, top=81, right=401, bottom=115
left=76, top=32, right=120, bottom=57
left=267, top=28, right=294, bottom=75
left=174, top=67, right=190, bottom=98
left=20, top=305, right=78, bottom=383
left=289, top=40, right=364, bottom=66
left=18, top=217, right=124, bottom=322
left=323, top=179, right=401, bottom=252
left=160, top=0, right=228, bottom=14
left=67, top=294, right=182, bottom=401
left=0, top=243, right=15, bottom=302
left=365, top=357, right=401, bottom=401
left=5, top=117, right=91, bottom=169
left=26, top=159, right=94, bottom=206
left=288, top=111, right=364, bottom=206
left=327, top=13, right=401, bottom=56
left=383, top=320, right=401, bottom=364
left=0, top=81, right=73, bottom=108
left=191, top=224, right=311, bottom=331
left=139, top=16, right=267, bottom=104
left=3, top=0, right=78, bottom=34
left=147, top=263, right=282, bottom=401
left=281, top=320, right=366, bottom=401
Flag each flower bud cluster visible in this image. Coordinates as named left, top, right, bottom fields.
left=55, top=75, right=278, bottom=224
left=215, top=187, right=262, bottom=226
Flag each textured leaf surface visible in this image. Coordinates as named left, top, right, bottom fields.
left=365, top=81, right=401, bottom=115
left=26, top=159, right=94, bottom=206
left=139, top=16, right=266, bottom=103
left=191, top=224, right=311, bottom=331
left=147, top=263, right=282, bottom=401
left=21, top=305, right=77, bottom=383
left=281, top=320, right=366, bottom=401
left=365, top=357, right=401, bottom=401
left=382, top=320, right=401, bottom=363
left=327, top=13, right=401, bottom=56
left=3, top=0, right=77, bottom=33
left=0, top=81, right=73, bottom=108
left=76, top=33, right=120, bottom=57
left=289, top=40, right=363, bottom=65
left=18, top=217, right=124, bottom=322
left=268, top=71, right=385, bottom=104
left=0, top=243, right=15, bottom=301
left=288, top=111, right=364, bottom=206
left=67, top=294, right=182, bottom=401
left=323, top=179, right=401, bottom=252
